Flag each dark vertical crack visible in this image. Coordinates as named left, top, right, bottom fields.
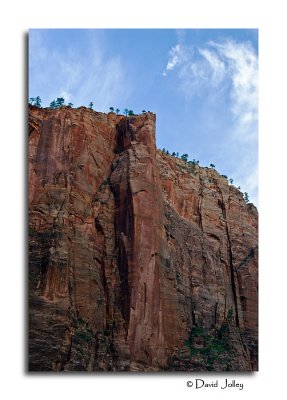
left=197, top=174, right=204, bottom=231
left=144, top=282, right=147, bottom=318
left=217, top=183, right=240, bottom=327
left=227, top=231, right=240, bottom=327
left=214, top=302, right=218, bottom=326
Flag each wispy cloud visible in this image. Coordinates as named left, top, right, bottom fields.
left=209, top=40, right=258, bottom=134
left=29, top=30, right=129, bottom=110
left=198, top=48, right=225, bottom=86
left=162, top=44, right=185, bottom=76
left=163, top=39, right=258, bottom=204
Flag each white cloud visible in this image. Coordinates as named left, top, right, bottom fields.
left=163, top=44, right=186, bottom=74
left=162, top=38, right=258, bottom=205
left=163, top=40, right=258, bottom=121
left=209, top=40, right=258, bottom=128
left=59, top=90, right=72, bottom=103
left=198, top=48, right=225, bottom=85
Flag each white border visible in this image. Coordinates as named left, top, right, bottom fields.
left=1, top=1, right=286, bottom=399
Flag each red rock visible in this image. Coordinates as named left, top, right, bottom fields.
left=29, top=105, right=258, bottom=371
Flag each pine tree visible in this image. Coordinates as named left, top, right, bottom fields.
left=56, top=97, right=65, bottom=107
left=50, top=100, right=57, bottom=109
left=181, top=154, right=188, bottom=162
left=35, top=96, right=42, bottom=107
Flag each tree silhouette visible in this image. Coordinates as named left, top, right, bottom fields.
left=128, top=110, right=135, bottom=116
left=210, top=163, right=215, bottom=169
left=124, top=108, right=129, bottom=116
left=50, top=100, right=57, bottom=109
left=56, top=97, right=65, bottom=107
left=89, top=102, right=93, bottom=109
left=229, top=178, right=234, bottom=184
left=181, top=154, right=188, bottom=162
left=67, top=102, right=73, bottom=107
left=244, top=192, right=249, bottom=203
left=116, top=108, right=120, bottom=114
left=29, top=96, right=42, bottom=107
left=35, top=96, right=42, bottom=107
left=109, top=107, right=114, bottom=112
left=142, top=110, right=146, bottom=113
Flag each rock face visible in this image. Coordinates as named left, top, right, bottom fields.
left=28, top=105, right=258, bottom=371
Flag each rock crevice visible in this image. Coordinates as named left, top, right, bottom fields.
left=29, top=106, right=258, bottom=371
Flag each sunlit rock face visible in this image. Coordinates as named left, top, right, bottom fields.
left=29, top=105, right=258, bottom=371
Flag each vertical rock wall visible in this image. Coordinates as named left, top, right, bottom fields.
left=28, top=106, right=258, bottom=371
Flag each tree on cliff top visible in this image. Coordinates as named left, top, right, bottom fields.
left=29, top=96, right=42, bottom=107
left=244, top=192, right=249, bottom=203
left=50, top=100, right=57, bottom=109
left=181, top=154, right=188, bottom=162
left=89, top=102, right=93, bottom=109
left=123, top=108, right=129, bottom=116
left=56, top=97, right=65, bottom=107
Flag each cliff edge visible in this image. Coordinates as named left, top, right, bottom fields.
left=28, top=105, right=258, bottom=371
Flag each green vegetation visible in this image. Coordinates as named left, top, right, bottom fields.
left=49, top=97, right=65, bottom=108
left=28, top=97, right=247, bottom=198
left=244, top=192, right=249, bottom=203
left=181, top=153, right=188, bottom=162
left=49, top=100, right=57, bottom=108
left=185, top=320, right=233, bottom=370
left=29, top=97, right=151, bottom=116
left=227, top=308, right=233, bottom=321
left=56, top=97, right=65, bottom=107
left=29, top=96, right=42, bottom=107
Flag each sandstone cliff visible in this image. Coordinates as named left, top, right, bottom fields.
left=28, top=105, right=258, bottom=371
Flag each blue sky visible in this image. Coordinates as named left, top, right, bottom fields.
left=29, top=29, right=258, bottom=205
